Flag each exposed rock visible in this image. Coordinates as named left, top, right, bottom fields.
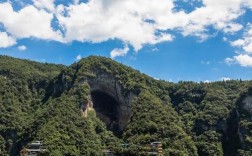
left=236, top=110, right=244, bottom=147
left=87, top=73, right=134, bottom=134
left=81, top=100, right=93, bottom=118
left=242, top=96, right=252, bottom=120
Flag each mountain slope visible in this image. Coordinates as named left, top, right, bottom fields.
left=0, top=55, right=251, bottom=156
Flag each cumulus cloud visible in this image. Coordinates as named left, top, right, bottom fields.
left=244, top=0, right=252, bottom=8
left=0, top=32, right=16, bottom=48
left=231, top=39, right=245, bottom=47
left=54, top=0, right=249, bottom=51
left=73, top=0, right=80, bottom=5
left=33, top=0, right=55, bottom=12
left=0, top=0, right=252, bottom=59
left=0, top=2, right=62, bottom=41
left=226, top=23, right=252, bottom=67
left=110, top=45, right=129, bottom=59
left=234, top=54, right=252, bottom=67
left=55, top=0, right=175, bottom=51
left=225, top=54, right=252, bottom=67
left=18, top=45, right=27, bottom=51
left=231, top=23, right=252, bottom=53
left=181, top=0, right=245, bottom=39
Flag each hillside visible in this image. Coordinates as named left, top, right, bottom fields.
left=0, top=55, right=252, bottom=156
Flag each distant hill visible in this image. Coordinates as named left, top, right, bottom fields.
left=0, top=55, right=251, bottom=156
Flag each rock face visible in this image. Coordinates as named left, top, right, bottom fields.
left=87, top=73, right=134, bottom=134
left=243, top=96, right=252, bottom=119
left=236, top=96, right=252, bottom=149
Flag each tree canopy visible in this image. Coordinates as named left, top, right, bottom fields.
left=0, top=55, right=251, bottom=156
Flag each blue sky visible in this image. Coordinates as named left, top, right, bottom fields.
left=0, top=0, right=252, bottom=82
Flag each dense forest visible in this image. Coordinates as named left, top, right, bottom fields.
left=0, top=55, right=252, bottom=156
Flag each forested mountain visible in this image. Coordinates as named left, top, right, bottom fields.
left=0, top=55, right=251, bottom=156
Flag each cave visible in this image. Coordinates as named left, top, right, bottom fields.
left=91, top=90, right=121, bottom=135
left=87, top=74, right=133, bottom=136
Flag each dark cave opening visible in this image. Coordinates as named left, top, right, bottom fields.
left=91, top=90, right=121, bottom=135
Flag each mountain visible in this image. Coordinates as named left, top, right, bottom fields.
left=0, top=55, right=251, bottom=156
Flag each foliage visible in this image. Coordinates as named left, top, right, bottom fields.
left=0, top=55, right=252, bottom=156
left=123, top=90, right=197, bottom=155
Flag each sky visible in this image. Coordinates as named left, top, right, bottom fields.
left=0, top=0, right=252, bottom=82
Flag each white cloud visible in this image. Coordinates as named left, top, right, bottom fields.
left=231, top=23, right=252, bottom=53
left=54, top=0, right=252, bottom=51
left=73, top=0, right=80, bottom=5
left=110, top=45, right=129, bottom=59
left=231, top=39, right=245, bottom=47
left=0, top=32, right=16, bottom=48
left=225, top=57, right=235, bottom=65
left=181, top=0, right=245, bottom=38
left=225, top=23, right=252, bottom=68
left=221, top=77, right=231, bottom=81
left=55, top=0, right=175, bottom=51
left=0, top=0, right=251, bottom=59
left=53, top=0, right=248, bottom=51
left=225, top=54, right=252, bottom=67
left=76, top=54, right=82, bottom=61
left=223, top=23, right=243, bottom=33
left=244, top=0, right=252, bottom=8
left=0, top=2, right=62, bottom=41
left=33, top=0, right=55, bottom=12
left=234, top=54, right=252, bottom=67
left=18, top=45, right=27, bottom=51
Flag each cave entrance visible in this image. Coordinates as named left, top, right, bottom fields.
left=91, top=90, right=121, bottom=135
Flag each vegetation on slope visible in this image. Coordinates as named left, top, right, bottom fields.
left=0, top=56, right=64, bottom=155
left=0, top=55, right=251, bottom=156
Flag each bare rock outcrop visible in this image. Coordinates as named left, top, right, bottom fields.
left=87, top=73, right=134, bottom=133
